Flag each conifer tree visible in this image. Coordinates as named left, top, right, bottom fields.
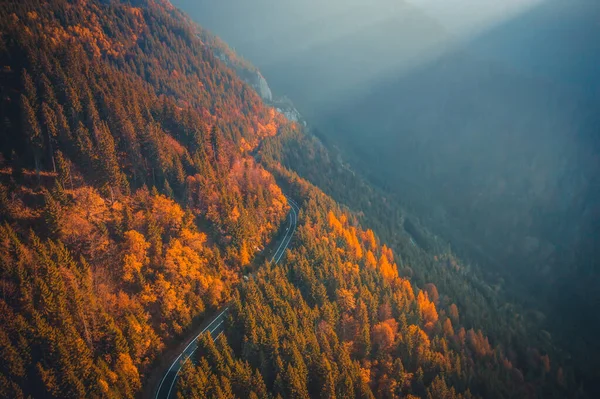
left=20, top=94, right=43, bottom=179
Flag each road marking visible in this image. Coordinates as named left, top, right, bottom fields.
left=270, top=205, right=294, bottom=263
left=155, top=307, right=228, bottom=399
left=166, top=319, right=226, bottom=397
left=275, top=202, right=297, bottom=264
left=272, top=216, right=292, bottom=262
left=209, top=320, right=224, bottom=334
left=270, top=195, right=298, bottom=264
left=276, top=213, right=294, bottom=262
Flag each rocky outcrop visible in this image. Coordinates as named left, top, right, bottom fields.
left=273, top=96, right=305, bottom=126
left=256, top=73, right=272, bottom=101
left=198, top=31, right=306, bottom=123
left=193, top=28, right=273, bottom=102
left=210, top=47, right=273, bottom=102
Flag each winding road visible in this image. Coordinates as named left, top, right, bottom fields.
left=152, top=195, right=300, bottom=399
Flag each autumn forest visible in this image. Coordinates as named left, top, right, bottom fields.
left=0, top=0, right=593, bottom=398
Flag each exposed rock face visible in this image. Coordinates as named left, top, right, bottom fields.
left=210, top=46, right=273, bottom=102
left=202, top=37, right=303, bottom=121
left=275, top=107, right=299, bottom=122
left=256, top=73, right=273, bottom=101
left=273, top=96, right=306, bottom=125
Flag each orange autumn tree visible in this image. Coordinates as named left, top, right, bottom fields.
left=417, top=290, right=439, bottom=333
left=365, top=250, right=378, bottom=269
left=363, top=228, right=378, bottom=252
left=379, top=251, right=399, bottom=281
left=443, top=318, right=455, bottom=337
left=122, top=230, right=150, bottom=284
left=449, top=303, right=460, bottom=324
left=372, top=319, right=398, bottom=353
left=467, top=329, right=493, bottom=358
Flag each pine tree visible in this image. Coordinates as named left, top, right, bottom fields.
left=317, top=354, right=336, bottom=399
left=94, top=122, right=127, bottom=196
left=211, top=124, right=222, bottom=164
left=41, top=102, right=58, bottom=172
left=337, top=373, right=355, bottom=398
left=356, top=302, right=371, bottom=358
left=55, top=151, right=73, bottom=190
left=163, top=178, right=173, bottom=199
left=21, top=69, right=37, bottom=109
left=20, top=94, right=43, bottom=179
left=43, top=189, right=61, bottom=236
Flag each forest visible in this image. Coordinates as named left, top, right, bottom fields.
left=0, top=0, right=591, bottom=398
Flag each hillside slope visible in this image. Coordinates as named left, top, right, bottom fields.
left=0, top=0, right=289, bottom=397
left=0, top=0, right=587, bottom=398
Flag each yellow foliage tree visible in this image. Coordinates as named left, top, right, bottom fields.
left=378, top=253, right=398, bottom=281
left=327, top=211, right=343, bottom=235
left=443, top=318, right=454, bottom=337
left=363, top=229, right=377, bottom=251
left=122, top=230, right=149, bottom=283
left=365, top=250, right=377, bottom=269
left=239, top=241, right=251, bottom=266
left=417, top=291, right=439, bottom=331
left=151, top=194, right=184, bottom=233
left=337, top=289, right=356, bottom=313
left=165, top=239, right=203, bottom=280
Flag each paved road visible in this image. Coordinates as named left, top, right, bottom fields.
left=153, top=195, right=299, bottom=399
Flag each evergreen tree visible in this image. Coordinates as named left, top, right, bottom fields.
left=20, top=94, right=43, bottom=179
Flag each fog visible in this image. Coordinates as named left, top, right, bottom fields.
left=411, top=0, right=542, bottom=36
left=175, top=0, right=544, bottom=104
left=177, top=0, right=447, bottom=108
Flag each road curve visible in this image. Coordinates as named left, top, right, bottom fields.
left=153, top=195, right=299, bottom=399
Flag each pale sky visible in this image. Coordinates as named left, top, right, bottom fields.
left=408, top=0, right=543, bottom=37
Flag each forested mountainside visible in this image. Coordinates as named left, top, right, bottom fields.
left=176, top=167, right=572, bottom=399
left=170, top=0, right=600, bottom=394
left=0, top=0, right=587, bottom=398
left=0, top=0, right=289, bottom=397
